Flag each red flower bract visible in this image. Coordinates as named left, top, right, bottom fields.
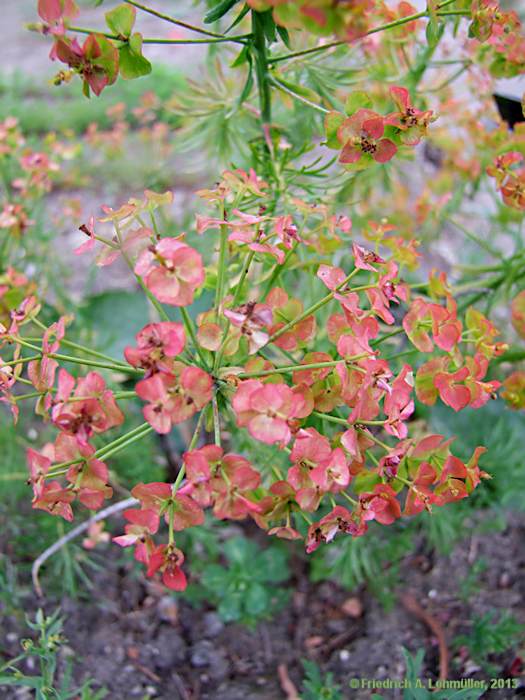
left=232, top=379, right=312, bottom=446
left=338, top=109, right=397, bottom=165
left=146, top=543, right=187, bottom=591
left=124, top=321, right=186, bottom=374
left=135, top=365, right=213, bottom=434
left=134, top=238, right=205, bottom=307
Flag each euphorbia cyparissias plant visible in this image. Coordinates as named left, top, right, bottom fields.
left=10, top=0, right=521, bottom=592
left=1, top=171, right=505, bottom=592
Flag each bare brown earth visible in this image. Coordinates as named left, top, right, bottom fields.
left=1, top=510, right=524, bottom=699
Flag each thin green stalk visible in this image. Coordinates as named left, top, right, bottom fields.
left=212, top=395, right=221, bottom=447
left=180, top=307, right=210, bottom=369
left=12, top=337, right=143, bottom=375
left=97, top=424, right=154, bottom=461
left=312, top=410, right=347, bottom=426
left=260, top=243, right=299, bottom=301
left=168, top=503, right=175, bottom=544
left=367, top=449, right=380, bottom=467
left=447, top=217, right=503, bottom=259
left=311, top=411, right=387, bottom=427
left=214, top=249, right=257, bottom=370
left=240, top=360, right=338, bottom=378
left=428, top=63, right=471, bottom=92
left=2, top=354, right=41, bottom=367
left=68, top=26, right=248, bottom=43
left=269, top=0, right=459, bottom=63
left=360, top=429, right=391, bottom=451
left=383, top=348, right=419, bottom=362
left=32, top=318, right=130, bottom=367
left=95, top=422, right=152, bottom=460
left=171, top=410, right=206, bottom=494
left=340, top=490, right=359, bottom=507
left=133, top=274, right=171, bottom=322
left=215, top=219, right=229, bottom=322
left=266, top=267, right=360, bottom=345
left=238, top=356, right=368, bottom=379
left=252, top=12, right=272, bottom=127
left=270, top=77, right=330, bottom=114
left=46, top=422, right=154, bottom=478
left=14, top=391, right=42, bottom=401
left=123, top=0, right=241, bottom=41
left=371, top=327, right=404, bottom=347
left=436, top=10, right=470, bottom=15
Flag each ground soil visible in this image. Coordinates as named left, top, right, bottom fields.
left=1, top=511, right=524, bottom=700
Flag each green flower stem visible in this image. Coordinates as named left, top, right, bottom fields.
left=360, top=429, right=391, bottom=451
left=15, top=376, right=34, bottom=387
left=14, top=391, right=42, bottom=401
left=134, top=273, right=171, bottom=322
left=233, top=250, right=257, bottom=307
left=180, top=307, right=210, bottom=369
left=394, top=474, right=413, bottom=489
left=457, top=263, right=525, bottom=312
left=494, top=347, right=525, bottom=364
left=436, top=10, right=471, bottom=15
left=428, top=63, right=471, bottom=92
left=269, top=0, right=460, bottom=63
left=2, top=354, right=41, bottom=367
left=453, top=273, right=504, bottom=294
left=94, top=424, right=154, bottom=461
left=60, top=390, right=138, bottom=403
left=168, top=502, right=175, bottom=545
left=266, top=267, right=360, bottom=345
left=143, top=36, right=249, bottom=44
left=252, top=11, right=272, bottom=128
left=59, top=340, right=131, bottom=368
left=312, top=411, right=387, bottom=427
left=383, top=348, right=419, bottom=362
left=171, top=410, right=206, bottom=495
left=12, top=337, right=144, bottom=375
left=371, top=327, right=404, bottom=347
left=447, top=217, right=503, bottom=259
left=238, top=356, right=368, bottom=379
left=95, top=422, right=153, bottom=460
left=214, top=217, right=229, bottom=323
left=260, top=243, right=299, bottom=302
left=298, top=511, right=313, bottom=526
left=67, top=26, right=248, bottom=44
left=312, top=411, right=346, bottom=425
left=123, top=0, right=242, bottom=41
left=214, top=249, right=257, bottom=371
left=349, top=283, right=376, bottom=293
left=366, top=449, right=380, bottom=467
left=340, top=490, right=359, bottom=507
left=46, top=422, right=153, bottom=478
left=31, top=318, right=130, bottom=367
left=455, top=263, right=503, bottom=273
left=270, top=77, right=330, bottom=114
left=212, top=395, right=221, bottom=447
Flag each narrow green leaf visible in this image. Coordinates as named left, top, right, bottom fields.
left=276, top=25, right=291, bottom=48
left=204, top=0, right=240, bottom=24
left=425, top=17, right=444, bottom=47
